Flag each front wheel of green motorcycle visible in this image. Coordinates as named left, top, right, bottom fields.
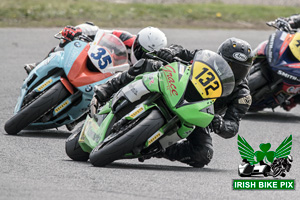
left=89, top=109, right=165, bottom=167
left=65, top=124, right=90, bottom=161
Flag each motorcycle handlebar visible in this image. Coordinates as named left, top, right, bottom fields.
left=266, top=18, right=297, bottom=33
left=54, top=32, right=93, bottom=43
left=146, top=51, right=190, bottom=65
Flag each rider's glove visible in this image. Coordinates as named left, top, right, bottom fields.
left=288, top=14, right=300, bottom=29
left=156, top=48, right=177, bottom=62
left=60, top=26, right=82, bottom=47
left=128, top=59, right=163, bottom=76
left=211, top=114, right=225, bottom=134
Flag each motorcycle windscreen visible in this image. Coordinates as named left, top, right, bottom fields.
left=88, top=31, right=129, bottom=73
left=190, top=50, right=235, bottom=99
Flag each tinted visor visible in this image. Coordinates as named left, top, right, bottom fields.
left=227, top=61, right=251, bottom=84
left=133, top=36, right=149, bottom=60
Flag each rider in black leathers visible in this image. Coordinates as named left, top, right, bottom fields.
left=148, top=13, right=300, bottom=166
left=93, top=37, right=253, bottom=168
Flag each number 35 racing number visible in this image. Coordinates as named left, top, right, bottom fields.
left=191, top=62, right=222, bottom=99
left=90, top=47, right=112, bottom=69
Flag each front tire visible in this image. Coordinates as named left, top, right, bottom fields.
left=65, top=124, right=90, bottom=161
left=5, top=81, right=70, bottom=135
left=89, top=109, right=165, bottom=167
left=248, top=69, right=268, bottom=93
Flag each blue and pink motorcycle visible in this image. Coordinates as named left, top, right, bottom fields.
left=5, top=30, right=129, bottom=135
left=248, top=18, right=300, bottom=112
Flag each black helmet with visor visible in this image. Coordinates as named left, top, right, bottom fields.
left=217, top=37, right=253, bottom=85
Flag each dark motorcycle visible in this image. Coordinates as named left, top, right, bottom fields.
left=248, top=18, right=300, bottom=112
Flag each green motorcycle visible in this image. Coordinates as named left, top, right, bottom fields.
left=65, top=50, right=235, bottom=167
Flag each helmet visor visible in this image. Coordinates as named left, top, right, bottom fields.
left=227, top=60, right=251, bottom=84
left=133, top=35, right=149, bottom=60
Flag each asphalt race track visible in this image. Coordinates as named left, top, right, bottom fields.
left=0, top=28, right=299, bottom=199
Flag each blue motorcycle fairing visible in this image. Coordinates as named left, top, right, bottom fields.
left=15, top=40, right=112, bottom=130
left=266, top=31, right=287, bottom=66
left=14, top=52, right=63, bottom=113
left=266, top=30, right=300, bottom=83
left=62, top=41, right=88, bottom=75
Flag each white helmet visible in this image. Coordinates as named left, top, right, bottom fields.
left=130, top=26, right=167, bottom=64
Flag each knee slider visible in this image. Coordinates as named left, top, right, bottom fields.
left=191, top=145, right=214, bottom=167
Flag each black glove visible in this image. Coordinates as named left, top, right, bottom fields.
left=156, top=48, right=177, bottom=62
left=211, top=114, right=225, bottom=134
left=128, top=59, right=162, bottom=75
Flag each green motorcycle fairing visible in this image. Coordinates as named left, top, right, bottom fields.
left=151, top=62, right=215, bottom=128
left=78, top=50, right=235, bottom=154
left=79, top=112, right=114, bottom=152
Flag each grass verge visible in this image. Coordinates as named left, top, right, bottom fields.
left=1, top=0, right=299, bottom=29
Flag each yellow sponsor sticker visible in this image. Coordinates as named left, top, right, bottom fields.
left=54, top=100, right=70, bottom=113
left=147, top=131, right=162, bottom=146
left=129, top=107, right=144, bottom=119
left=191, top=62, right=222, bottom=99
left=289, top=32, right=300, bottom=61
left=79, top=127, right=86, bottom=142
left=37, top=79, right=53, bottom=91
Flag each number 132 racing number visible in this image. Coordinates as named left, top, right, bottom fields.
left=191, top=62, right=222, bottom=99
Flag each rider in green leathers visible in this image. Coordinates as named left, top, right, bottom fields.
left=94, top=37, right=253, bottom=168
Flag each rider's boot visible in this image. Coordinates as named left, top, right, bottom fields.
left=24, top=47, right=57, bottom=75
left=66, top=121, right=78, bottom=131
left=24, top=63, right=37, bottom=74
left=156, top=128, right=214, bottom=168
left=282, top=98, right=297, bottom=111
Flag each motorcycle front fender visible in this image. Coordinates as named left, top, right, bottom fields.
left=78, top=112, right=114, bottom=153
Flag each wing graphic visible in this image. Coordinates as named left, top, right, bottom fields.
left=237, top=135, right=257, bottom=165
left=275, top=135, right=292, bottom=158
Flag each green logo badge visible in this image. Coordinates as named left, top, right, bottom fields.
left=237, top=135, right=293, bottom=178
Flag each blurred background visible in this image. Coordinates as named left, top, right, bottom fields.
left=1, top=0, right=299, bottom=29
left=110, top=0, right=300, bottom=6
